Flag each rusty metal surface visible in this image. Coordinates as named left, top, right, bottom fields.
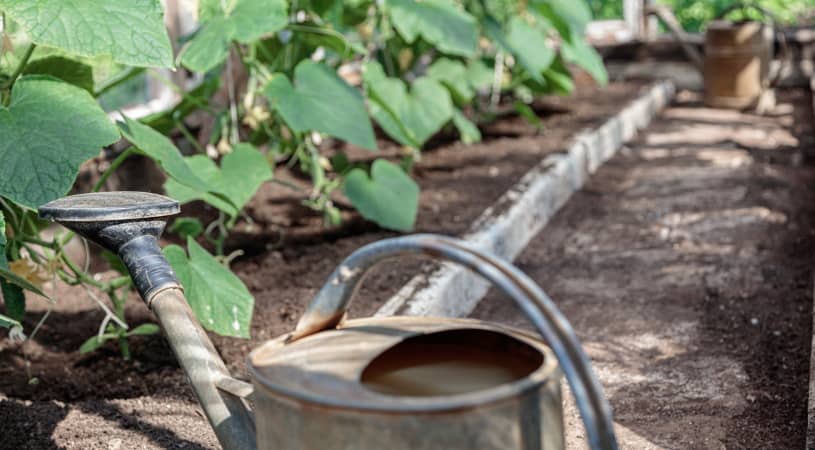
left=283, top=234, right=618, bottom=450
left=704, top=21, right=773, bottom=109
left=255, top=376, right=564, bottom=450
left=250, top=316, right=559, bottom=412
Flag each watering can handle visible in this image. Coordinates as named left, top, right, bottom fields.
left=293, top=234, right=619, bottom=450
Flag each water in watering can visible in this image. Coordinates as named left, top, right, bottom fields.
left=361, top=329, right=543, bottom=397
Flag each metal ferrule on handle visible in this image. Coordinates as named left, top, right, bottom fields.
left=294, top=234, right=619, bottom=450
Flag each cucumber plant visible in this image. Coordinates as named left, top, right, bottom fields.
left=0, top=0, right=607, bottom=356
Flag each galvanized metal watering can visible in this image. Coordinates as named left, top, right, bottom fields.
left=39, top=192, right=619, bottom=450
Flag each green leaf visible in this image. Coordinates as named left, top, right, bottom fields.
left=427, top=58, right=474, bottom=105
left=0, top=266, right=49, bottom=299
left=143, top=75, right=222, bottom=134
left=0, top=211, right=25, bottom=322
left=22, top=56, right=94, bottom=93
left=265, top=61, right=376, bottom=150
left=364, top=62, right=453, bottom=149
left=117, top=116, right=214, bottom=195
left=101, top=250, right=128, bottom=275
left=561, top=31, right=608, bottom=86
left=542, top=57, right=575, bottom=94
left=533, top=0, right=592, bottom=39
left=169, top=217, right=205, bottom=240
left=0, top=313, right=21, bottom=329
left=452, top=110, right=481, bottom=144
left=0, top=76, right=119, bottom=208
left=164, top=144, right=271, bottom=217
left=0, top=0, right=173, bottom=68
left=127, top=323, right=161, bottom=337
left=164, top=239, right=254, bottom=338
left=181, top=0, right=288, bottom=72
left=466, top=59, right=494, bottom=91
left=492, top=17, right=555, bottom=82
left=0, top=272, right=26, bottom=322
left=344, top=159, right=419, bottom=232
left=291, top=24, right=366, bottom=58
left=387, top=0, right=477, bottom=57
left=79, top=333, right=117, bottom=354
left=513, top=101, right=544, bottom=129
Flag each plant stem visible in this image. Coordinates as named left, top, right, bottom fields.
left=175, top=119, right=206, bottom=154
left=93, top=66, right=145, bottom=98
left=119, top=337, right=131, bottom=360
left=20, top=236, right=56, bottom=248
left=61, top=253, right=106, bottom=290
left=2, top=43, right=35, bottom=91
left=93, top=147, right=136, bottom=192
left=110, top=289, right=130, bottom=360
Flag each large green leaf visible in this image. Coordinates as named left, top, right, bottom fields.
left=344, top=159, right=419, bottom=232
left=181, top=0, right=288, bottom=72
left=22, top=56, right=94, bottom=93
left=164, top=238, right=254, bottom=338
left=533, top=0, right=592, bottom=39
left=427, top=58, right=474, bottom=104
left=0, top=0, right=173, bottom=68
left=486, top=17, right=553, bottom=83
left=387, top=0, right=477, bottom=57
left=0, top=76, right=119, bottom=208
left=466, top=59, right=494, bottom=91
left=265, top=60, right=377, bottom=150
left=364, top=62, right=453, bottom=149
left=164, top=144, right=272, bottom=217
left=117, top=117, right=214, bottom=195
left=561, top=31, right=608, bottom=86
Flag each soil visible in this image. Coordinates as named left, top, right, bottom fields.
left=471, top=89, right=815, bottom=449
left=0, top=81, right=645, bottom=449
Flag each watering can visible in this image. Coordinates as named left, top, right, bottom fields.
left=39, top=192, right=619, bottom=450
left=648, top=2, right=785, bottom=110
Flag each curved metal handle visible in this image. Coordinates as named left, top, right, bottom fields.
left=294, top=234, right=619, bottom=450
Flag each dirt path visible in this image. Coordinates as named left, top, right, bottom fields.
left=472, top=90, right=815, bottom=449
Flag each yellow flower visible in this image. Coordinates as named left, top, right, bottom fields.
left=9, top=259, right=50, bottom=290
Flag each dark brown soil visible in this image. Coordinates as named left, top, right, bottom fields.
left=0, top=82, right=644, bottom=449
left=472, top=89, right=815, bottom=449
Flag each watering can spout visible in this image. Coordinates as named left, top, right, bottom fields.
left=39, top=192, right=180, bottom=302
left=39, top=192, right=258, bottom=450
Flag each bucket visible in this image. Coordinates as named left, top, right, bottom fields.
left=703, top=4, right=778, bottom=109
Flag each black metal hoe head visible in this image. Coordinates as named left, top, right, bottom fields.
left=39, top=192, right=182, bottom=302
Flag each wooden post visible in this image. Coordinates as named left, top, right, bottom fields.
left=624, top=0, right=658, bottom=41
left=623, top=0, right=644, bottom=39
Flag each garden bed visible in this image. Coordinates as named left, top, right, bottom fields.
left=0, top=81, right=647, bottom=449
